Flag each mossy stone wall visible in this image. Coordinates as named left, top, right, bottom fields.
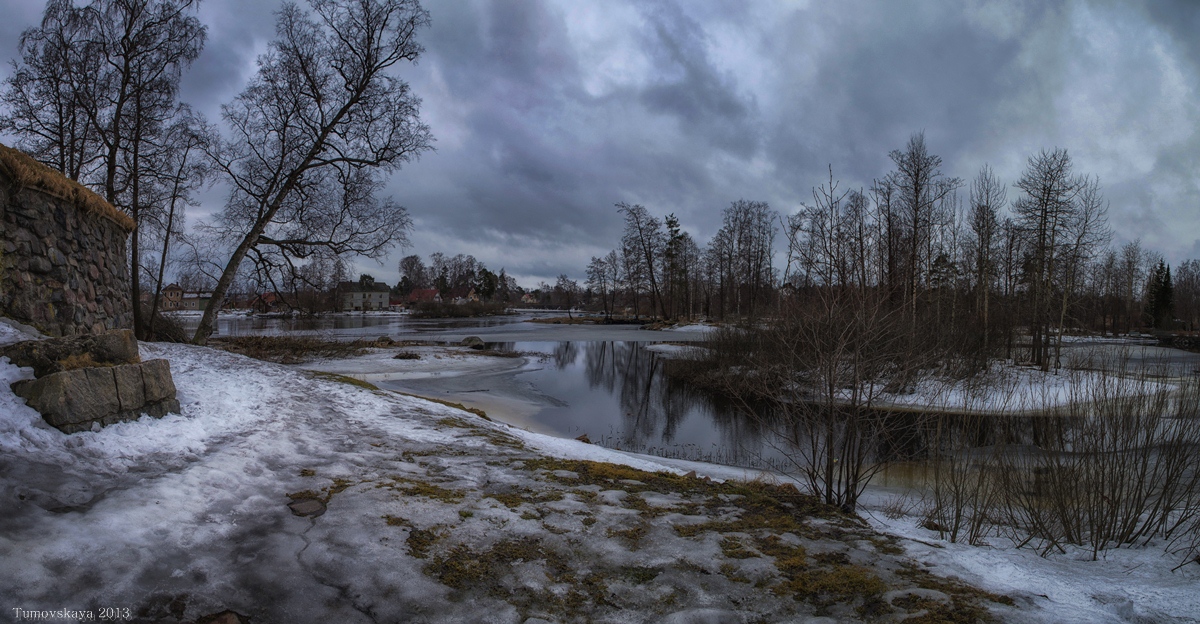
left=0, top=168, right=132, bottom=336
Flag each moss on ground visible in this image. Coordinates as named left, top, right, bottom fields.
left=323, top=443, right=1008, bottom=621
left=379, top=477, right=466, bottom=503
left=305, top=370, right=379, bottom=390
left=487, top=488, right=564, bottom=509
left=287, top=477, right=355, bottom=504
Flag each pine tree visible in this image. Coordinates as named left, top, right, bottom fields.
left=1147, top=260, right=1174, bottom=329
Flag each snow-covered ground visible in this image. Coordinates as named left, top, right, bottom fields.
left=862, top=504, right=1200, bottom=624
left=861, top=364, right=1178, bottom=415
left=1, top=323, right=1197, bottom=622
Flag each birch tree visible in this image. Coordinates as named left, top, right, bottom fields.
left=193, top=0, right=433, bottom=344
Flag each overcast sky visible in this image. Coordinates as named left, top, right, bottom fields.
left=3, top=0, right=1200, bottom=288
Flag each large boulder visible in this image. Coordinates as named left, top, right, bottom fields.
left=1, top=329, right=139, bottom=377
left=460, top=336, right=486, bottom=350
left=11, top=359, right=179, bottom=433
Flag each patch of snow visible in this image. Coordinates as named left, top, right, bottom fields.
left=663, top=323, right=719, bottom=334
left=861, top=504, right=1200, bottom=624
left=859, top=363, right=1175, bottom=414
left=642, top=343, right=697, bottom=358
left=0, top=317, right=42, bottom=346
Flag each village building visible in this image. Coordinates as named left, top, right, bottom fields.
left=337, top=280, right=391, bottom=311
left=445, top=286, right=479, bottom=304
left=406, top=288, right=441, bottom=306
left=151, top=284, right=213, bottom=312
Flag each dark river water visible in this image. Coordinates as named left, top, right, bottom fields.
left=178, top=313, right=1200, bottom=482
left=175, top=311, right=527, bottom=338
left=180, top=313, right=786, bottom=468
left=506, top=340, right=780, bottom=468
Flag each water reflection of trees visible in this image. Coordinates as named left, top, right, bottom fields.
left=552, top=342, right=580, bottom=369
left=581, top=341, right=772, bottom=467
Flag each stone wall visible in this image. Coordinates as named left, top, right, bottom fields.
left=0, top=153, right=133, bottom=337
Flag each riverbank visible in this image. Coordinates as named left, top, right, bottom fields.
left=299, top=333, right=1200, bottom=623
left=2, top=320, right=1197, bottom=622
left=0, top=327, right=1020, bottom=623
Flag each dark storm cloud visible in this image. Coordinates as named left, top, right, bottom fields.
left=176, top=1, right=279, bottom=115
left=3, top=0, right=1200, bottom=285
left=763, top=2, right=1034, bottom=192
left=636, top=2, right=759, bottom=157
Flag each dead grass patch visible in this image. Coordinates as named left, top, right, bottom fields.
left=214, top=336, right=375, bottom=364
left=379, top=477, right=466, bottom=504
left=306, top=371, right=379, bottom=390
left=0, top=142, right=133, bottom=230
left=397, top=393, right=492, bottom=422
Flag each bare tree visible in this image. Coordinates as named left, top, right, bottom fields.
left=617, top=202, right=667, bottom=319
left=1, top=0, right=105, bottom=180
left=1175, top=259, right=1200, bottom=330
left=1118, top=240, right=1149, bottom=334
left=587, top=254, right=616, bottom=320
left=192, top=0, right=433, bottom=344
left=397, top=254, right=429, bottom=293
left=885, top=132, right=962, bottom=322
left=146, top=108, right=210, bottom=339
left=1051, top=175, right=1110, bottom=366
left=713, top=199, right=776, bottom=318
left=554, top=274, right=580, bottom=318
left=967, top=164, right=1005, bottom=355
left=1012, top=148, right=1083, bottom=369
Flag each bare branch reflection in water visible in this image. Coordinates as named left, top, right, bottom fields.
left=518, top=341, right=775, bottom=469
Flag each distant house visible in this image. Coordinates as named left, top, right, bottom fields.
left=446, top=286, right=479, bottom=304
left=162, top=284, right=184, bottom=310
left=338, top=281, right=391, bottom=311
left=249, top=292, right=288, bottom=314
left=179, top=292, right=213, bottom=311
left=406, top=288, right=441, bottom=305
left=153, top=284, right=212, bottom=311
left=520, top=293, right=538, bottom=305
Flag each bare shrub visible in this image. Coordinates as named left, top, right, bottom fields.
left=924, top=350, right=1200, bottom=563
left=924, top=414, right=1006, bottom=545
left=142, top=307, right=191, bottom=343
left=698, top=294, right=922, bottom=513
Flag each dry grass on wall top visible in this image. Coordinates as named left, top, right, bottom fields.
left=0, top=143, right=134, bottom=232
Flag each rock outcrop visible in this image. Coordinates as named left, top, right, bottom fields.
left=460, top=336, right=486, bottom=349
left=6, top=329, right=179, bottom=433
left=2, top=328, right=139, bottom=377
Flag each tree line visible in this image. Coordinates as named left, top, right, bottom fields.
left=586, top=132, right=1197, bottom=371
left=585, top=199, right=777, bottom=322
left=1, top=0, right=432, bottom=343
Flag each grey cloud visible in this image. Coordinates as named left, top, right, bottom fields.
left=636, top=2, right=759, bottom=157
left=4, top=0, right=1200, bottom=284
